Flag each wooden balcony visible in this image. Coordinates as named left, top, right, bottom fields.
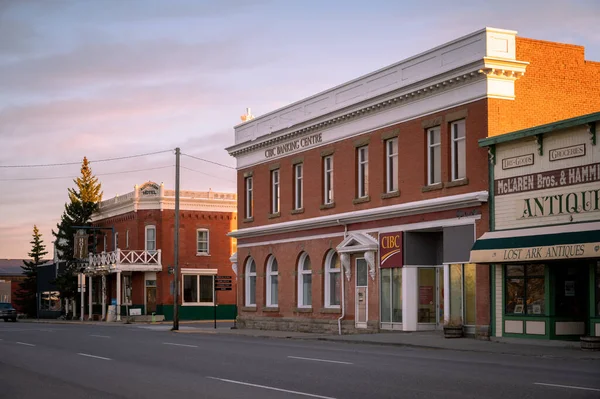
left=87, top=249, right=162, bottom=273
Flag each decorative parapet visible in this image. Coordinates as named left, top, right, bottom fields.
left=86, top=249, right=162, bottom=273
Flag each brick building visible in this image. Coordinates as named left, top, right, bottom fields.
left=227, top=27, right=600, bottom=334
left=0, top=259, right=25, bottom=311
left=84, top=182, right=237, bottom=321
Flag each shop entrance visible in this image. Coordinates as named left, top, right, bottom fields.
left=355, top=258, right=368, bottom=329
left=418, top=267, right=444, bottom=328
left=554, top=262, right=589, bottom=334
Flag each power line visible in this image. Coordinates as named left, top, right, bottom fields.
left=180, top=166, right=236, bottom=183
left=180, top=153, right=236, bottom=170
left=0, top=165, right=174, bottom=181
left=0, top=149, right=173, bottom=168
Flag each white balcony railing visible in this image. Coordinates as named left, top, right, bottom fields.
left=87, top=249, right=162, bottom=273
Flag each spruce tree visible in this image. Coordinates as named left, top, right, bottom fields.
left=16, top=225, right=48, bottom=316
left=52, top=157, right=103, bottom=303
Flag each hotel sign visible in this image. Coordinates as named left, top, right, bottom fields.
left=140, top=182, right=160, bottom=196
left=379, top=231, right=403, bottom=269
left=496, top=162, right=600, bottom=196
left=264, top=133, right=323, bottom=159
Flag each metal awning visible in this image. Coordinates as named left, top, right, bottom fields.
left=469, top=222, right=600, bottom=263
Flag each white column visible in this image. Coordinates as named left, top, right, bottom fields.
left=116, top=271, right=122, bottom=322
left=88, top=275, right=93, bottom=320
left=402, top=267, right=418, bottom=331
left=444, top=264, right=450, bottom=324
left=80, top=273, right=85, bottom=321
left=101, top=275, right=106, bottom=321
left=72, top=299, right=77, bottom=319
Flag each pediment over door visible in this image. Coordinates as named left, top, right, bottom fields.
left=335, top=232, right=378, bottom=281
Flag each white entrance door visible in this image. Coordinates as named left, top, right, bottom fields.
left=355, top=258, right=368, bottom=329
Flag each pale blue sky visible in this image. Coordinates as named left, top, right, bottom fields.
left=1, top=0, right=599, bottom=258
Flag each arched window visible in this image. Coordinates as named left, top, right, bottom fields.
left=266, top=256, right=279, bottom=307
left=325, top=251, right=341, bottom=308
left=245, top=258, right=256, bottom=306
left=297, top=253, right=312, bottom=308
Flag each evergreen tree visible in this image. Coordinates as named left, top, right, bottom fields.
left=16, top=225, right=48, bottom=316
left=52, top=157, right=103, bottom=302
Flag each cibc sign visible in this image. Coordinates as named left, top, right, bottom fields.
left=379, top=231, right=403, bottom=269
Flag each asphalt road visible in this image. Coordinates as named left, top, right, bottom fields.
left=1, top=322, right=599, bottom=399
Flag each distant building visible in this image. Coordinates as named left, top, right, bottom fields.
left=227, top=27, right=600, bottom=335
left=84, top=182, right=237, bottom=321
left=0, top=259, right=25, bottom=311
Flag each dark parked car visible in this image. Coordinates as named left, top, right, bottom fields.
left=0, top=302, right=17, bottom=322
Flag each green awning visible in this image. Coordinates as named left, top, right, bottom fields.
left=470, top=222, right=600, bottom=263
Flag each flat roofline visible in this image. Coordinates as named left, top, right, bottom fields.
left=234, top=27, right=516, bottom=130
left=479, top=111, right=600, bottom=147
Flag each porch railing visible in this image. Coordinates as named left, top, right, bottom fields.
left=88, top=249, right=162, bottom=269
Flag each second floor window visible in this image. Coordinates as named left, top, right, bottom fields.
left=145, top=225, right=156, bottom=251
left=271, top=169, right=280, bottom=214
left=427, top=126, right=441, bottom=185
left=385, top=138, right=398, bottom=193
left=323, top=155, right=334, bottom=204
left=114, top=232, right=119, bottom=250
left=196, top=229, right=209, bottom=255
left=245, top=176, right=253, bottom=219
left=451, top=120, right=466, bottom=181
left=357, top=146, right=369, bottom=198
left=294, top=163, right=303, bottom=210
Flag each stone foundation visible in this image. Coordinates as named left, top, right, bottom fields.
left=238, top=316, right=379, bottom=334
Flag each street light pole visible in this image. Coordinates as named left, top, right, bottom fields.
left=172, top=148, right=181, bottom=331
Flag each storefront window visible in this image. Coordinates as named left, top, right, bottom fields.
left=418, top=268, right=436, bottom=323
left=464, top=264, right=476, bottom=325
left=450, top=264, right=462, bottom=321
left=596, top=262, right=600, bottom=316
left=380, top=268, right=402, bottom=323
left=505, top=264, right=545, bottom=315
left=449, top=264, right=476, bottom=325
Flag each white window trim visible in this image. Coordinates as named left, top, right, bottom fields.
left=122, top=273, right=132, bottom=305
left=297, top=252, right=312, bottom=308
left=181, top=269, right=217, bottom=306
left=357, top=146, right=369, bottom=198
left=294, top=163, right=303, bottom=210
left=324, top=250, right=341, bottom=309
left=385, top=138, right=398, bottom=193
left=266, top=256, right=279, bottom=307
left=451, top=120, right=466, bottom=181
left=271, top=169, right=280, bottom=214
left=145, top=225, right=156, bottom=252
left=126, top=230, right=129, bottom=249
left=103, top=235, right=107, bottom=252
left=114, top=232, right=119, bottom=250
left=245, top=258, right=257, bottom=307
left=323, top=155, right=334, bottom=204
left=245, top=177, right=253, bottom=219
left=427, top=126, right=441, bottom=186
left=196, top=228, right=210, bottom=256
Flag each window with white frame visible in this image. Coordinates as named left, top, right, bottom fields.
left=297, top=253, right=312, bottom=308
left=245, top=258, right=256, bottom=306
left=145, top=225, right=156, bottom=251
left=196, top=229, right=209, bottom=255
left=427, top=126, right=441, bottom=185
left=294, top=163, right=303, bottom=210
left=323, top=155, right=334, bottom=204
left=103, top=235, right=107, bottom=252
left=122, top=274, right=132, bottom=305
left=357, top=146, right=369, bottom=198
left=271, top=169, right=280, bottom=214
left=126, top=230, right=129, bottom=249
left=325, top=251, right=341, bottom=308
left=451, top=120, right=466, bottom=181
left=245, top=176, right=253, bottom=219
left=114, top=232, right=119, bottom=250
left=385, top=138, right=398, bottom=193
left=182, top=273, right=214, bottom=304
left=266, top=256, right=279, bottom=307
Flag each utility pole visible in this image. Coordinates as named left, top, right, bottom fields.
left=172, top=147, right=181, bottom=331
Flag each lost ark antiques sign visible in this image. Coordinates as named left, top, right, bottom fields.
left=495, top=162, right=600, bottom=196
left=264, top=133, right=323, bottom=159
left=470, top=242, right=600, bottom=264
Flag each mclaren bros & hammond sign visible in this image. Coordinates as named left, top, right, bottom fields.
left=264, top=133, right=323, bottom=159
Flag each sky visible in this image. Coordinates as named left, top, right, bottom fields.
left=1, top=0, right=599, bottom=260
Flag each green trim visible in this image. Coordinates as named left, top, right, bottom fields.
left=590, top=264, right=597, bottom=335
left=491, top=264, right=496, bottom=337
left=472, top=229, right=600, bottom=250
left=479, top=111, right=600, bottom=147
left=156, top=304, right=237, bottom=321
left=590, top=121, right=596, bottom=146
left=493, top=219, right=600, bottom=233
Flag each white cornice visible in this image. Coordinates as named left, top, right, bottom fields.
left=229, top=191, right=488, bottom=239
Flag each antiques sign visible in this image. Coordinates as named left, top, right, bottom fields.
left=495, top=162, right=600, bottom=196
left=518, top=188, right=600, bottom=219
left=264, top=133, right=323, bottom=159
